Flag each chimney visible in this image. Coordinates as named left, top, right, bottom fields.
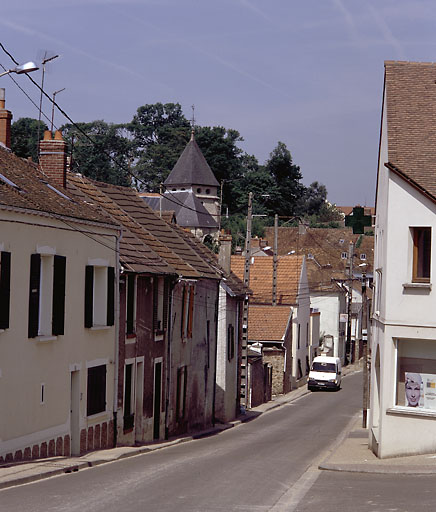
left=0, top=88, right=12, bottom=148
left=218, top=232, right=232, bottom=274
left=39, top=129, right=67, bottom=188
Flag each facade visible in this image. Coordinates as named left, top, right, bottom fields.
left=0, top=132, right=119, bottom=462
left=370, top=61, right=436, bottom=458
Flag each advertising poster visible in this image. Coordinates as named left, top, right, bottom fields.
left=405, top=372, right=436, bottom=410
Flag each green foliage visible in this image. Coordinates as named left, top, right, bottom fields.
left=128, top=103, right=191, bottom=191
left=11, top=117, right=48, bottom=162
left=61, top=121, right=132, bottom=186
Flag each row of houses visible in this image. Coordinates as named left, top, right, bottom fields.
left=0, top=95, right=249, bottom=461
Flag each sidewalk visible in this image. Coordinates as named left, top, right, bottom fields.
left=5, top=362, right=433, bottom=490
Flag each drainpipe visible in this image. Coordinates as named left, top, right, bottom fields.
left=113, top=229, right=122, bottom=447
left=164, top=276, right=176, bottom=440
left=212, top=280, right=219, bottom=426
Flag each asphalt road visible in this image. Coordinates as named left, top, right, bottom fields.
left=1, top=372, right=363, bottom=511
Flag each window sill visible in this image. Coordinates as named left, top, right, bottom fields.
left=387, top=406, right=436, bottom=418
left=402, top=282, right=432, bottom=291
left=89, top=325, right=112, bottom=331
left=87, top=410, right=108, bottom=420
left=35, top=335, right=57, bottom=343
left=154, top=334, right=164, bottom=342
left=126, top=336, right=136, bottom=345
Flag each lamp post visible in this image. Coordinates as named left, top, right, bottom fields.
left=0, top=61, right=39, bottom=78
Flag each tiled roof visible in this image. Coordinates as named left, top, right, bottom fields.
left=263, top=227, right=374, bottom=277
left=84, top=179, right=222, bottom=280
left=384, top=61, right=436, bottom=201
left=164, top=136, right=219, bottom=187
left=248, top=305, right=292, bottom=341
left=0, top=147, right=114, bottom=226
left=143, top=191, right=218, bottom=228
left=67, top=174, right=173, bottom=274
left=231, top=254, right=303, bottom=305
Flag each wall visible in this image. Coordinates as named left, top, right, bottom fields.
left=0, top=209, right=117, bottom=460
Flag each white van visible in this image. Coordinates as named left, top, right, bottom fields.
left=308, top=356, right=342, bottom=391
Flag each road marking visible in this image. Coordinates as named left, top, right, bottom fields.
left=269, top=412, right=360, bottom=511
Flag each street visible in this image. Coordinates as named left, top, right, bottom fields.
left=2, top=371, right=432, bottom=511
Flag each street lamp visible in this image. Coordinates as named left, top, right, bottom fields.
left=0, top=61, right=39, bottom=78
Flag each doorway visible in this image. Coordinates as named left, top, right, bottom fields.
left=70, top=370, right=80, bottom=455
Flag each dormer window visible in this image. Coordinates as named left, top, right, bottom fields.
left=197, top=188, right=201, bottom=193
left=360, top=253, right=367, bottom=261
left=307, top=253, right=314, bottom=260
left=206, top=189, right=210, bottom=194
left=341, top=252, right=347, bottom=259
left=339, top=239, right=345, bottom=245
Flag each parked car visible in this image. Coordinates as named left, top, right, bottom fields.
left=308, top=356, right=342, bottom=391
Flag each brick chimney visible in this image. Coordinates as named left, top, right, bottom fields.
left=0, top=88, right=12, bottom=148
left=39, top=130, right=67, bottom=188
left=218, top=232, right=232, bottom=274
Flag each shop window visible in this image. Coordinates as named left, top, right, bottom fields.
left=412, top=227, right=431, bottom=282
left=396, top=339, right=436, bottom=411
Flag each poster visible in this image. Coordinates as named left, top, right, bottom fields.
left=405, top=372, right=436, bottom=410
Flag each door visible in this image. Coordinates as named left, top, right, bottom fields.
left=153, top=361, right=162, bottom=440
left=135, top=361, right=144, bottom=443
left=70, top=370, right=80, bottom=455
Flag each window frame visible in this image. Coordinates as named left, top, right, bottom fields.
left=85, top=265, right=115, bottom=329
left=412, top=227, right=431, bottom=283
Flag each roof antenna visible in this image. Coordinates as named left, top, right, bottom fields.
left=190, top=104, right=195, bottom=140
left=37, top=51, right=59, bottom=152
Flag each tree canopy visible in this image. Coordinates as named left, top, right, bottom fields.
left=11, top=117, right=48, bottom=163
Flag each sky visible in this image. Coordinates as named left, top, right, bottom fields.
left=1, top=0, right=436, bottom=206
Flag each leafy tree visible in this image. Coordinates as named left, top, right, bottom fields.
left=262, top=141, right=304, bottom=217
left=11, top=117, right=48, bottom=162
left=128, top=103, right=191, bottom=190
left=61, top=121, right=132, bottom=186
left=300, top=181, right=327, bottom=216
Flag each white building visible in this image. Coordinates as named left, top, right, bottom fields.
left=370, top=61, right=436, bottom=457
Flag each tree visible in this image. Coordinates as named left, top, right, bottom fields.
left=263, top=141, right=304, bottom=216
left=61, top=121, right=132, bottom=186
left=300, top=181, right=327, bottom=216
left=11, top=118, right=48, bottom=162
left=128, top=103, right=191, bottom=190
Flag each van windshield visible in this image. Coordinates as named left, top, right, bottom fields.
left=311, top=362, right=336, bottom=373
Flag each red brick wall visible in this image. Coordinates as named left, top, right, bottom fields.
left=39, top=130, right=67, bottom=188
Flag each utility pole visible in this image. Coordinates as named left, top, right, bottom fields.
left=346, top=242, right=354, bottom=365
left=361, top=266, right=369, bottom=427
left=240, top=192, right=253, bottom=411
left=272, top=214, right=278, bottom=306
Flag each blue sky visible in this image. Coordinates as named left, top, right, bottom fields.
left=1, top=0, right=436, bottom=206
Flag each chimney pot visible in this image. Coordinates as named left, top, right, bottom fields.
left=43, top=130, right=52, bottom=140
left=0, top=88, right=12, bottom=148
left=54, top=130, right=63, bottom=140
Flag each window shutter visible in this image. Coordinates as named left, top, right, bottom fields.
left=187, top=285, right=195, bottom=338
left=52, top=255, right=66, bottom=335
left=153, top=278, right=158, bottom=333
left=107, top=266, right=115, bottom=326
left=85, top=265, right=94, bottom=328
left=180, top=284, right=186, bottom=338
left=126, top=274, right=135, bottom=334
left=0, top=252, right=11, bottom=329
left=28, top=253, right=41, bottom=338
left=163, top=278, right=169, bottom=330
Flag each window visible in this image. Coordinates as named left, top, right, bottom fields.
left=28, top=253, right=66, bottom=338
left=339, top=239, right=345, bottom=245
left=205, top=189, right=210, bottom=195
left=176, top=366, right=187, bottom=421
left=360, top=253, right=367, bottom=261
left=0, top=251, right=11, bottom=330
left=87, top=364, right=106, bottom=416
left=307, top=253, right=314, bottom=260
left=297, top=324, right=301, bottom=349
left=227, top=324, right=235, bottom=362
left=341, top=252, right=348, bottom=260
left=412, top=227, right=431, bottom=283
left=85, top=265, right=115, bottom=328
left=196, top=188, right=201, bottom=193
left=126, top=274, right=136, bottom=336
left=306, top=322, right=309, bottom=347
left=153, top=277, right=169, bottom=340
left=395, top=339, right=436, bottom=412
left=181, top=283, right=195, bottom=340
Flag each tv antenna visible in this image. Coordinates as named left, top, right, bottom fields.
left=37, top=51, right=59, bottom=149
